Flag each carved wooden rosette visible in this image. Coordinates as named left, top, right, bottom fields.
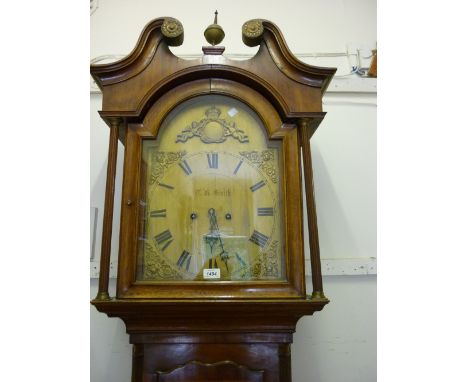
left=242, top=19, right=264, bottom=47
left=91, top=16, right=336, bottom=382
left=161, top=17, right=184, bottom=46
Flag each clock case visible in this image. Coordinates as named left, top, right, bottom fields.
left=91, top=18, right=335, bottom=382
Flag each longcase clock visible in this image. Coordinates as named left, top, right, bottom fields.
left=91, top=15, right=336, bottom=382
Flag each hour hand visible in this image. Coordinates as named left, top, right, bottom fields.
left=205, top=208, right=219, bottom=254
left=208, top=208, right=230, bottom=270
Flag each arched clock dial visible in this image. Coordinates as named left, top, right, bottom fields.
left=136, top=95, right=285, bottom=282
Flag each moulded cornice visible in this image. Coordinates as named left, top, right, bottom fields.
left=91, top=17, right=183, bottom=88
left=92, top=298, right=329, bottom=332
left=243, top=19, right=337, bottom=94
left=91, top=17, right=335, bottom=123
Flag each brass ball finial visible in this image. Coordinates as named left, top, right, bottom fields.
left=204, top=10, right=225, bottom=46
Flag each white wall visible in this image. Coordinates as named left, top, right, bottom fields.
left=90, top=1, right=376, bottom=381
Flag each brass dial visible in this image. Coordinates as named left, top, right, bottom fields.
left=137, top=95, right=285, bottom=282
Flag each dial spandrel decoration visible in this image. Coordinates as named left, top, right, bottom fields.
left=136, top=95, right=285, bottom=282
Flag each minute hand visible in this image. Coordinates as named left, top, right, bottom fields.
left=208, top=208, right=229, bottom=269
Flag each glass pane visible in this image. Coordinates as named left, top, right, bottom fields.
left=136, top=95, right=285, bottom=282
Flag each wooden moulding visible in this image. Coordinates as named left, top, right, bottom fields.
left=242, top=19, right=336, bottom=92
left=91, top=298, right=328, bottom=333
left=90, top=18, right=336, bottom=125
